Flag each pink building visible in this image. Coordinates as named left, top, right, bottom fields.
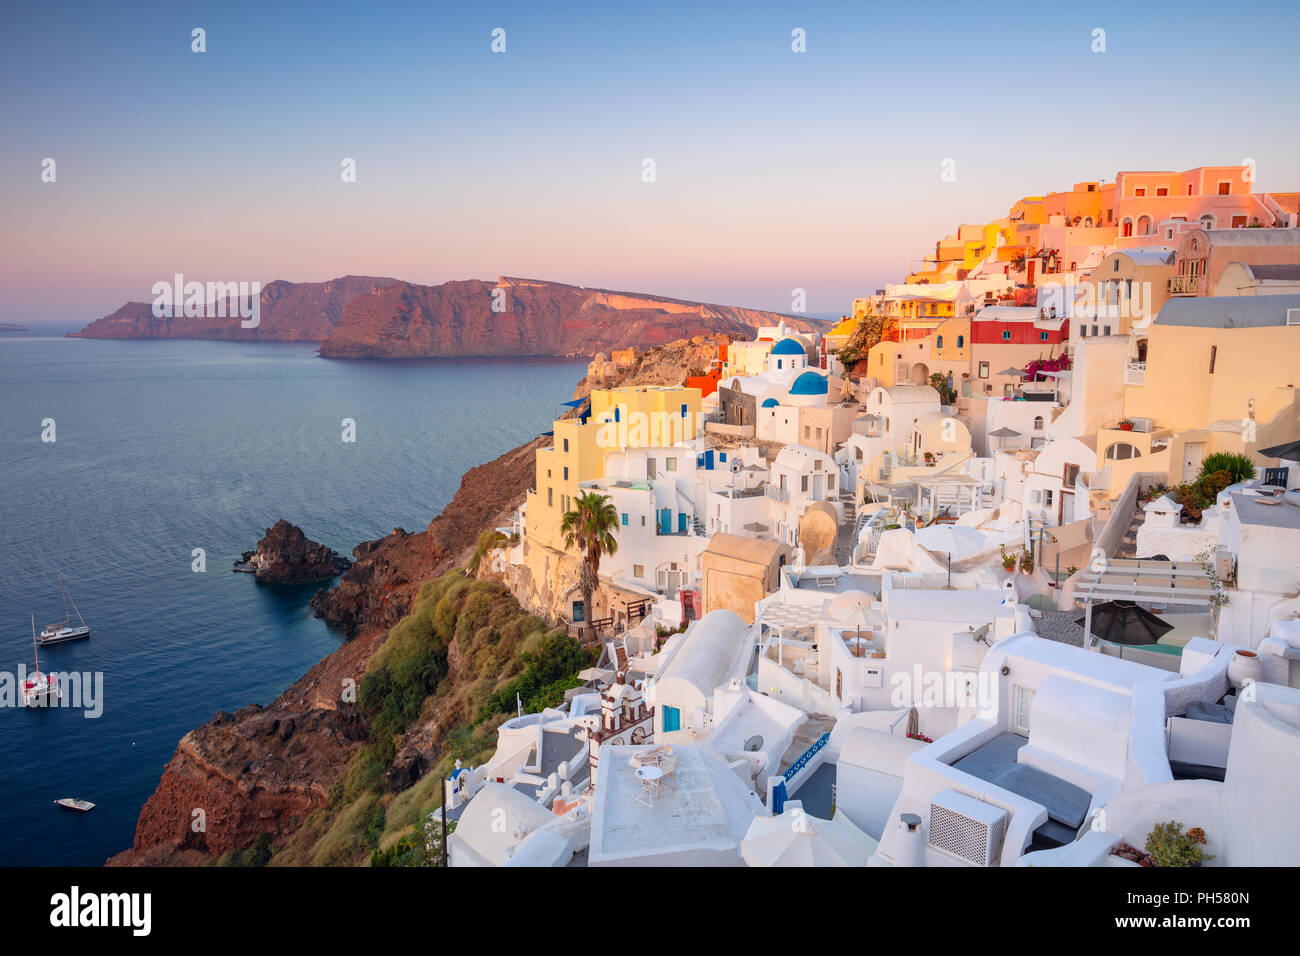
left=1113, top=166, right=1291, bottom=247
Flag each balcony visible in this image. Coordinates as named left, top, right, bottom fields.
left=1167, top=275, right=1202, bottom=295
left=1124, top=361, right=1146, bottom=386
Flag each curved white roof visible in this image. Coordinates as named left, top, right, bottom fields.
left=657, top=609, right=752, bottom=699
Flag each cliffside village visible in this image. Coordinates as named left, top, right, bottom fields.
left=443, top=165, right=1300, bottom=867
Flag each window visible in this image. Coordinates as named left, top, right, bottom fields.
left=634, top=564, right=644, bottom=578
left=777, top=359, right=783, bottom=369
left=1113, top=258, right=1119, bottom=272
left=641, top=515, right=646, bottom=526
left=1044, top=489, right=1054, bottom=508
left=979, top=362, right=989, bottom=379
left=621, top=513, right=628, bottom=525
left=1156, top=187, right=1168, bottom=197
left=1134, top=187, right=1146, bottom=197
left=957, top=335, right=964, bottom=348
left=1218, top=182, right=1231, bottom=196
left=1105, top=442, right=1142, bottom=461
left=1040, top=331, right=1049, bottom=341
left=572, top=600, right=585, bottom=623
left=666, top=458, right=677, bottom=471
left=1063, top=463, right=1080, bottom=486
left=1079, top=326, right=1086, bottom=337
left=547, top=488, right=553, bottom=507
left=937, top=335, right=943, bottom=348
left=614, top=407, right=620, bottom=422
left=563, top=438, right=569, bottom=452
left=1122, top=218, right=1133, bottom=237
left=719, top=452, right=727, bottom=462
left=1209, top=345, right=1217, bottom=374
left=1002, top=330, right=1011, bottom=340
left=1102, top=325, right=1111, bottom=336
left=563, top=466, right=569, bottom=480
left=1231, top=215, right=1247, bottom=228
left=1013, top=685, right=1034, bottom=735
left=680, top=403, right=688, bottom=418
left=801, top=475, right=808, bottom=492
left=662, top=705, right=681, bottom=733
left=1033, top=416, right=1044, bottom=430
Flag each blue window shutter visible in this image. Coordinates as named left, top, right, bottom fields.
left=681, top=403, right=687, bottom=417
left=621, top=513, right=628, bottom=525
left=719, top=452, right=727, bottom=462
left=614, top=407, right=620, bottom=422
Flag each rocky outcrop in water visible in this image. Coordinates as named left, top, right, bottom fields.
left=237, top=520, right=351, bottom=585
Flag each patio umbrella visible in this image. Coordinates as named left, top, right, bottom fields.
left=1259, top=439, right=1300, bottom=461
left=915, top=524, right=987, bottom=587
left=1074, top=600, right=1174, bottom=646
left=741, top=807, right=874, bottom=867
left=996, top=367, right=1025, bottom=378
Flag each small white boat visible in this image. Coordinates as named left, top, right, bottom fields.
left=39, top=574, right=90, bottom=645
left=54, top=798, right=95, bottom=813
left=23, top=614, right=62, bottom=707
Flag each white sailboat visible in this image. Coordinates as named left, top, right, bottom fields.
left=39, top=573, right=90, bottom=645
left=23, top=614, right=61, bottom=707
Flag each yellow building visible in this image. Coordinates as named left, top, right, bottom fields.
left=525, top=385, right=703, bottom=551
left=1095, top=295, right=1300, bottom=492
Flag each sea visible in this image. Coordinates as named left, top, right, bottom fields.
left=0, top=333, right=585, bottom=865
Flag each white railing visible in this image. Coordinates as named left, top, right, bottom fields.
left=1124, top=361, right=1146, bottom=386
left=766, top=486, right=790, bottom=503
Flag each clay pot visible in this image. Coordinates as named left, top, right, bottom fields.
left=1228, top=649, right=1263, bottom=690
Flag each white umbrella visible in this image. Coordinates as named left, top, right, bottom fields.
left=914, top=523, right=987, bottom=559
left=742, top=806, right=875, bottom=867
left=914, top=524, right=988, bottom=587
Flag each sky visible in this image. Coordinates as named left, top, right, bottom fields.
left=3, top=0, right=1300, bottom=326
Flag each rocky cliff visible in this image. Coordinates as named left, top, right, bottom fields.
left=70, top=275, right=397, bottom=342
left=70, top=274, right=815, bottom=357
left=317, top=276, right=815, bottom=359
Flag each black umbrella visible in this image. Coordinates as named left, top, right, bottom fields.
left=1258, top=439, right=1300, bottom=461
left=1074, top=600, right=1174, bottom=646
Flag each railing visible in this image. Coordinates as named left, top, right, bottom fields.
left=1124, top=361, right=1146, bottom=386
left=766, top=486, right=790, bottom=503
left=782, top=732, right=830, bottom=783
left=1167, top=275, right=1201, bottom=295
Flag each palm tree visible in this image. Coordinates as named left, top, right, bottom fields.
left=561, top=491, right=620, bottom=636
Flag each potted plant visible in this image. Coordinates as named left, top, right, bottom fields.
left=1118, top=419, right=1134, bottom=431
left=1020, top=550, right=1035, bottom=575
left=1145, top=821, right=1212, bottom=867
left=1000, top=545, right=1016, bottom=572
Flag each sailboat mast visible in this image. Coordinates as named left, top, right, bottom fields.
left=32, top=613, right=40, bottom=673
left=61, top=573, right=70, bottom=622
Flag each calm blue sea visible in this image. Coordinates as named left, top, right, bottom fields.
left=0, top=335, right=584, bottom=866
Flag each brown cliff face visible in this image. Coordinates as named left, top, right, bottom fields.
left=317, top=276, right=816, bottom=358
left=70, top=276, right=398, bottom=342
left=107, top=629, right=380, bottom=866
left=309, top=435, right=546, bottom=636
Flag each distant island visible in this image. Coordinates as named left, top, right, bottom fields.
left=68, top=275, right=821, bottom=358
left=0, top=323, right=28, bottom=332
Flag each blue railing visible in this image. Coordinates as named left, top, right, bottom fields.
left=782, top=732, right=829, bottom=783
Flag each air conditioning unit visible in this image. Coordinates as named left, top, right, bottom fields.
left=928, top=789, right=1009, bottom=866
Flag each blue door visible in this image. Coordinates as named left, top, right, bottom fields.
left=662, top=705, right=681, bottom=733
left=678, top=512, right=687, bottom=533
left=659, top=509, right=672, bottom=535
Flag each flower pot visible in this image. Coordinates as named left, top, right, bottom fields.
left=1119, top=422, right=1134, bottom=431
left=1228, top=650, right=1263, bottom=690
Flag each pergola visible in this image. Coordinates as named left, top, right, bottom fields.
left=758, top=600, right=824, bottom=668
left=1073, top=558, right=1216, bottom=648
left=883, top=474, right=989, bottom=521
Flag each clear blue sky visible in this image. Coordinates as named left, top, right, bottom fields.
left=3, top=0, right=1299, bottom=325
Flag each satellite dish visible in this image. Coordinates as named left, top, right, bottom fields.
left=743, top=735, right=764, bottom=752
